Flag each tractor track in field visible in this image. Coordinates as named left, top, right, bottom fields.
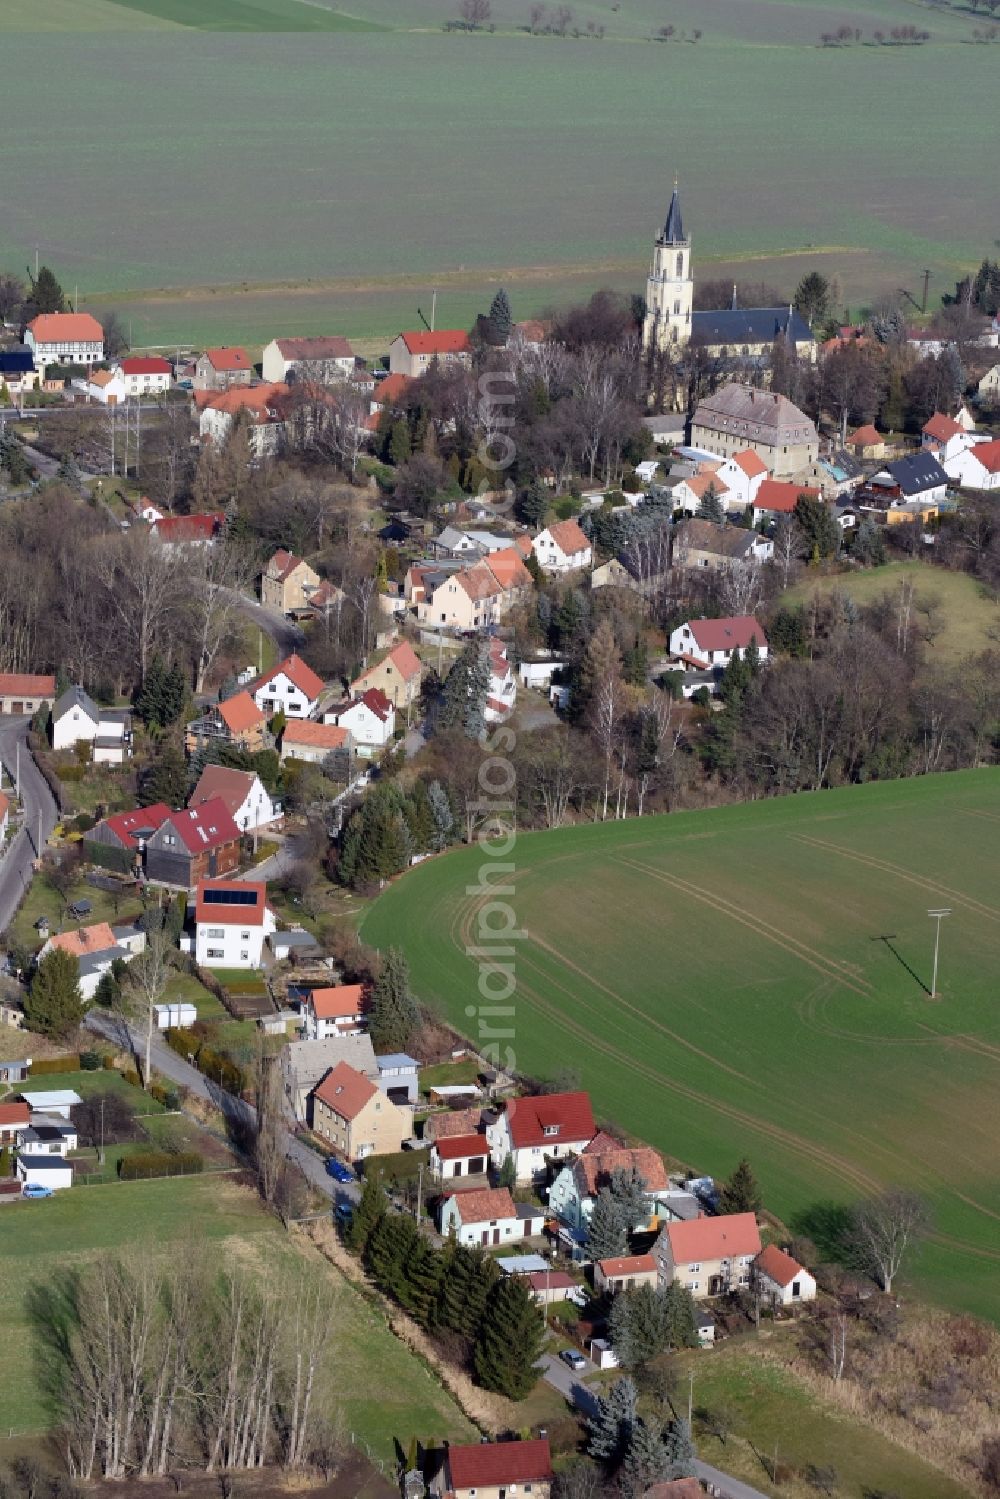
left=792, top=835, right=1000, bottom=925
left=615, top=856, right=872, bottom=998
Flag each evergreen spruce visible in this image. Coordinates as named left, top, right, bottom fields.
left=464, top=643, right=489, bottom=740
left=345, top=1173, right=387, bottom=1252
left=718, top=1156, right=762, bottom=1215
left=696, top=483, right=725, bottom=524
left=404, top=778, right=435, bottom=852
left=28, top=265, right=66, bottom=315
left=427, top=779, right=454, bottom=849
left=458, top=1250, right=499, bottom=1338
left=474, top=1273, right=544, bottom=1398
left=139, top=737, right=187, bottom=808
left=57, top=454, right=82, bottom=492
left=620, top=1418, right=670, bottom=1498
left=400, top=1239, right=444, bottom=1328
left=610, top=1164, right=649, bottom=1230
left=162, top=660, right=187, bottom=726
left=587, top=1186, right=628, bottom=1259
left=661, top=1281, right=699, bottom=1349
left=388, top=419, right=412, bottom=466
left=369, top=946, right=420, bottom=1053
left=25, top=949, right=84, bottom=1039
left=365, top=1212, right=418, bottom=1299
left=663, top=1417, right=697, bottom=1479
left=135, top=654, right=169, bottom=728
left=608, top=1284, right=669, bottom=1370
left=587, top=1375, right=638, bottom=1462
left=487, top=288, right=513, bottom=345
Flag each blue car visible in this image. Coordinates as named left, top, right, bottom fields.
left=325, top=1157, right=354, bottom=1184
left=21, top=1183, right=53, bottom=1199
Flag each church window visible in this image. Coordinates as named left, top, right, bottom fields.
left=673, top=300, right=680, bottom=316
left=676, top=252, right=684, bottom=277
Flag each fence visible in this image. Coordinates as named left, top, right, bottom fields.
left=76, top=1163, right=241, bottom=1188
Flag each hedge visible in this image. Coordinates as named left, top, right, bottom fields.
left=29, top=1054, right=81, bottom=1075
left=119, top=1150, right=203, bottom=1181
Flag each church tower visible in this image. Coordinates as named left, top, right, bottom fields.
left=642, top=183, right=693, bottom=354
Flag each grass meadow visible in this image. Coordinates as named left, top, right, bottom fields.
left=363, top=770, right=1000, bottom=1322
left=0, top=1174, right=474, bottom=1454
left=1, top=0, right=998, bottom=345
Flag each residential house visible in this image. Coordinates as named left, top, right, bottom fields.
left=594, top=1253, right=659, bottom=1296
left=754, top=1244, right=817, bottom=1307
left=690, top=384, right=818, bottom=479
left=418, top=563, right=505, bottom=631
left=150, top=511, right=225, bottom=548
left=85, top=368, right=126, bottom=406
left=279, top=720, right=350, bottom=766
left=794, top=450, right=864, bottom=502
left=192, top=878, right=275, bottom=969
left=302, top=984, right=368, bottom=1040
left=921, top=411, right=964, bottom=449
left=672, top=519, right=772, bottom=572
left=714, top=447, right=769, bottom=508
left=870, top=452, right=949, bottom=507
left=306, top=578, right=345, bottom=624
left=260, top=549, right=321, bottom=614
left=388, top=329, right=472, bottom=379
left=0, top=346, right=40, bottom=396
left=84, top=802, right=171, bottom=875
left=438, top=1186, right=544, bottom=1247
left=262, top=335, right=355, bottom=384
left=16, top=1155, right=73, bottom=1191
left=0, top=1100, right=30, bottom=1146
left=51, top=685, right=131, bottom=764
left=486, top=1091, right=597, bottom=1184
left=978, top=363, right=1000, bottom=402
left=548, top=1144, right=671, bottom=1235
left=185, top=691, right=268, bottom=755
left=0, top=673, right=56, bottom=715
left=845, top=423, right=886, bottom=461
left=531, top=519, right=592, bottom=574
left=311, top=1059, right=413, bottom=1160
left=282, top=1034, right=378, bottom=1120
left=18, top=1116, right=78, bottom=1156
left=429, top=1437, right=553, bottom=1499
left=376, top=1053, right=420, bottom=1105
left=196, top=383, right=290, bottom=459
left=671, top=469, right=731, bottom=517
left=252, top=653, right=324, bottom=719
left=193, top=346, right=252, bottom=391
left=751, top=478, right=821, bottom=524
left=653, top=1211, right=762, bottom=1297
left=941, top=436, right=1000, bottom=491
left=324, top=688, right=395, bottom=757
left=485, top=640, right=516, bottom=723
left=428, top=1133, right=490, bottom=1182
left=25, top=312, right=103, bottom=370
left=351, top=640, right=423, bottom=713
left=40, top=921, right=142, bottom=1002
left=188, top=764, right=280, bottom=834
left=116, top=356, right=172, bottom=398
left=669, top=615, right=768, bottom=669
left=144, top=799, right=242, bottom=888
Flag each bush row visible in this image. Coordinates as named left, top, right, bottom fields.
left=166, top=1026, right=246, bottom=1097
left=29, top=1054, right=82, bottom=1075
left=119, top=1150, right=203, bottom=1181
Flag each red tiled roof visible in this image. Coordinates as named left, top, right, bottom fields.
left=160, top=798, right=241, bottom=855
left=151, top=511, right=224, bottom=544
left=360, top=687, right=393, bottom=721
left=684, top=472, right=730, bottom=501
left=732, top=448, right=768, bottom=477
left=120, top=356, right=172, bottom=376
left=922, top=411, right=962, bottom=441
left=309, top=984, right=367, bottom=1019
left=268, top=548, right=304, bottom=582
left=50, top=922, right=118, bottom=957
left=196, top=382, right=288, bottom=420
left=456, top=565, right=503, bottom=602
left=425, top=1107, right=482, bottom=1139
left=188, top=765, right=257, bottom=818
left=574, top=1145, right=669, bottom=1195
left=502, top=1091, right=596, bottom=1151
left=598, top=1252, right=657, bottom=1277
left=0, top=1101, right=30, bottom=1128
left=486, top=546, right=532, bottom=590
left=447, top=1439, right=553, bottom=1489
left=446, top=1186, right=516, bottom=1224
left=90, top=369, right=119, bottom=388
left=847, top=423, right=881, bottom=446
left=756, top=1243, right=806, bottom=1288
left=282, top=721, right=348, bottom=752
left=0, top=673, right=56, bottom=697
left=525, top=1269, right=576, bottom=1292
left=217, top=692, right=266, bottom=735
left=969, top=438, right=1000, bottom=474
left=432, top=1133, right=487, bottom=1161
left=204, top=346, right=250, bottom=372
left=353, top=639, right=422, bottom=690
left=686, top=615, right=767, bottom=653
left=254, top=652, right=324, bottom=703
left=99, top=802, right=171, bottom=850
left=27, top=312, right=103, bottom=344
left=372, top=371, right=412, bottom=407
left=754, top=478, right=821, bottom=513
left=397, top=329, right=470, bottom=357
left=664, top=1211, right=761, bottom=1264
left=313, top=1060, right=378, bottom=1121
left=541, top=519, right=590, bottom=557
left=194, top=879, right=269, bottom=928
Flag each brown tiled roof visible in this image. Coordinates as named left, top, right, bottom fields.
left=574, top=1144, right=669, bottom=1195
left=598, top=1252, right=657, bottom=1277
left=456, top=565, right=503, bottom=602
left=687, top=615, right=767, bottom=653
left=314, top=1060, right=378, bottom=1120
left=217, top=692, right=266, bottom=734
left=432, top=1133, right=487, bottom=1161
left=309, top=984, right=367, bottom=1019
left=502, top=1091, right=596, bottom=1150
left=50, top=923, right=118, bottom=957
left=28, top=312, right=103, bottom=343
left=254, top=652, right=324, bottom=702
left=543, top=518, right=590, bottom=556
left=194, top=880, right=269, bottom=928
left=732, top=447, right=769, bottom=477
left=447, top=1438, right=553, bottom=1489
left=425, top=1106, right=483, bottom=1140
left=275, top=336, right=353, bottom=361
left=159, top=798, right=241, bottom=855
left=446, top=1186, right=516, bottom=1224
left=188, top=765, right=256, bottom=818
left=754, top=478, right=820, bottom=513
left=0, top=673, right=56, bottom=697
left=755, top=1243, right=805, bottom=1288
left=204, top=346, right=250, bottom=372
left=282, top=721, right=348, bottom=751
left=0, top=1101, right=30, bottom=1128
left=663, top=1211, right=761, bottom=1264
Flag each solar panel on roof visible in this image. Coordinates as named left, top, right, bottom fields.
left=202, top=888, right=258, bottom=906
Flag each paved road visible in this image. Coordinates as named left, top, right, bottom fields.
left=83, top=1010, right=356, bottom=1209
left=0, top=716, right=58, bottom=934
left=229, top=590, right=304, bottom=658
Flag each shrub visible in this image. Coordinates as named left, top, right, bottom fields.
left=122, top=1068, right=142, bottom=1089
left=73, top=811, right=96, bottom=834
left=56, top=763, right=87, bottom=783
left=29, top=1054, right=82, bottom=1075
left=102, top=1054, right=117, bottom=1069
left=166, top=1026, right=202, bottom=1060
left=119, top=1150, right=203, bottom=1180
left=79, top=1050, right=101, bottom=1070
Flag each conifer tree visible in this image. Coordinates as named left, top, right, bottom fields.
left=620, top=1418, right=670, bottom=1498
left=404, top=778, right=435, bottom=852
left=696, top=483, right=725, bottom=525
left=427, top=779, right=454, bottom=849
left=464, top=643, right=489, bottom=740
left=663, top=1417, right=697, bottom=1479
left=661, top=1281, right=699, bottom=1350
left=587, top=1375, right=637, bottom=1462
left=28, top=264, right=66, bottom=315
left=139, top=737, right=187, bottom=808
left=388, top=418, right=412, bottom=466
left=345, top=1172, right=387, bottom=1253
left=400, top=1239, right=443, bottom=1328
left=474, top=1273, right=544, bottom=1398
left=587, top=1186, right=628, bottom=1259
left=718, top=1156, right=762, bottom=1215
left=610, top=1164, right=649, bottom=1229
left=457, top=1248, right=499, bottom=1337
left=369, top=946, right=420, bottom=1053
left=25, top=949, right=84, bottom=1039
left=365, top=1212, right=418, bottom=1299
left=488, top=287, right=513, bottom=345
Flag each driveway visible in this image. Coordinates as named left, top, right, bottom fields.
left=228, top=590, right=304, bottom=658
left=0, top=716, right=59, bottom=935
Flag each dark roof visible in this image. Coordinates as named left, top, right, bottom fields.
left=0, top=348, right=34, bottom=375
left=691, top=307, right=813, bottom=347
left=662, top=185, right=685, bottom=244
left=52, top=684, right=100, bottom=724
left=885, top=452, right=948, bottom=496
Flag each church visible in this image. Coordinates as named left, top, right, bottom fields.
left=642, top=186, right=816, bottom=363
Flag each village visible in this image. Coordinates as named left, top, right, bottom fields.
left=0, top=196, right=999, bottom=1499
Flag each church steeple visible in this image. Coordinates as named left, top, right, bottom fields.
left=661, top=180, right=685, bottom=245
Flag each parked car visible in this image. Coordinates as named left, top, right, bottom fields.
left=335, top=1201, right=353, bottom=1224
left=565, top=1286, right=587, bottom=1308
left=21, top=1183, right=53, bottom=1199
left=325, top=1157, right=354, bottom=1184
left=559, top=1348, right=587, bottom=1372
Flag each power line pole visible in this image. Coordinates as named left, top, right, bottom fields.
left=687, top=1369, right=694, bottom=1425
left=928, top=908, right=951, bottom=999
left=415, top=1161, right=424, bottom=1225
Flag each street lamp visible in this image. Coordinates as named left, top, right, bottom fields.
left=928, top=909, right=951, bottom=999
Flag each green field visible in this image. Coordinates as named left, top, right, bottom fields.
left=363, top=770, right=1000, bottom=1321
left=1, top=0, right=997, bottom=345
left=0, top=1175, right=474, bottom=1454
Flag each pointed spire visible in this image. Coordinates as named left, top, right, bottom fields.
left=731, top=283, right=738, bottom=312
left=662, top=179, right=685, bottom=244
left=786, top=302, right=795, bottom=342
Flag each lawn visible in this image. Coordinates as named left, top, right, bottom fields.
left=4, top=873, right=144, bottom=954
left=0, top=1176, right=475, bottom=1458
left=784, top=561, right=1000, bottom=665
left=363, top=769, right=1000, bottom=1322
left=420, top=1058, right=482, bottom=1093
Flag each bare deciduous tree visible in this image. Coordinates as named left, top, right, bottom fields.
left=850, top=1188, right=930, bottom=1295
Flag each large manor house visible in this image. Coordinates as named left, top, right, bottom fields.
left=642, top=186, right=815, bottom=362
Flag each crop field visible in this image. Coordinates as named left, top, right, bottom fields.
left=1, top=0, right=998, bottom=346
left=363, top=770, right=1000, bottom=1321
